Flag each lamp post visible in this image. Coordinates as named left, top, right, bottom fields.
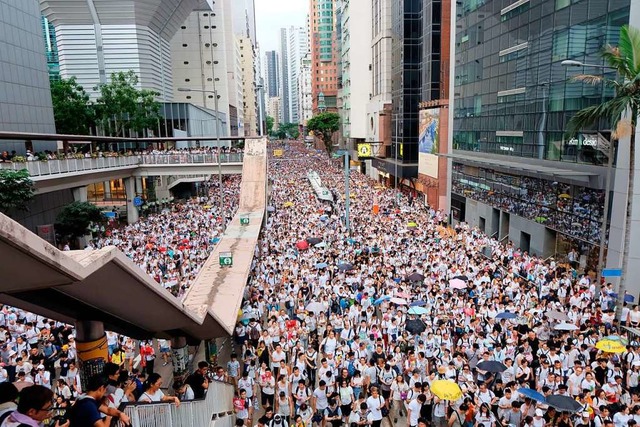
left=177, top=87, right=224, bottom=215
left=561, top=59, right=617, bottom=298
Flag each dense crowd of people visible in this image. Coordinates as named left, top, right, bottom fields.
left=225, top=143, right=638, bottom=427
left=90, top=175, right=241, bottom=297
left=452, top=170, right=604, bottom=244
left=2, top=141, right=640, bottom=427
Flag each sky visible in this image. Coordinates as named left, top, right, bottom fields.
left=255, top=0, right=308, bottom=53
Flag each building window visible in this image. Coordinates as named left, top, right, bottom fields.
left=185, top=78, right=190, bottom=82
left=205, top=43, right=211, bottom=47
left=208, top=95, right=214, bottom=98
left=207, top=78, right=213, bottom=81
left=182, top=43, right=188, bottom=47
left=206, top=61, right=212, bottom=64
left=204, top=26, right=209, bottom=29
left=181, top=26, right=186, bottom=29
left=186, top=96, right=192, bottom=99
left=184, top=61, right=189, bottom=65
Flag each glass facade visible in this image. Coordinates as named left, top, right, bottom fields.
left=317, top=0, right=335, bottom=62
left=452, top=0, right=630, bottom=165
left=452, top=163, right=605, bottom=244
left=41, top=16, right=59, bottom=81
left=391, top=0, right=423, bottom=164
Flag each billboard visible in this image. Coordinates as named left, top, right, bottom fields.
left=418, top=108, right=440, bottom=178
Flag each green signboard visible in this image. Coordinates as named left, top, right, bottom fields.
left=219, top=252, right=233, bottom=266
left=240, top=217, right=250, bottom=225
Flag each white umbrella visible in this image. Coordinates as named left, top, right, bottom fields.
left=306, top=302, right=325, bottom=315
left=554, top=322, right=579, bottom=331
left=390, top=297, right=408, bottom=305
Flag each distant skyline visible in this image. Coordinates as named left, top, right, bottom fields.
left=255, top=0, right=307, bottom=52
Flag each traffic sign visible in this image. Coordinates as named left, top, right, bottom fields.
left=240, top=216, right=250, bottom=225
left=219, top=252, right=233, bottom=266
left=133, top=196, right=143, bottom=207
left=602, top=268, right=622, bottom=277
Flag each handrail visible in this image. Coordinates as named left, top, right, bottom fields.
left=0, top=153, right=244, bottom=177
left=115, top=378, right=235, bottom=427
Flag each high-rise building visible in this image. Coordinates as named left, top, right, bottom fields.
left=338, top=0, right=371, bottom=150
left=268, top=97, right=282, bottom=130
left=299, top=54, right=313, bottom=126
left=449, top=0, right=631, bottom=266
left=170, top=2, right=233, bottom=136
left=310, top=0, right=339, bottom=113
left=224, top=0, right=246, bottom=137
left=0, top=0, right=56, bottom=144
left=264, top=51, right=280, bottom=99
left=41, top=0, right=202, bottom=99
left=278, top=28, right=291, bottom=124
left=286, top=26, right=308, bottom=124
left=41, top=16, right=59, bottom=81
left=239, top=36, right=259, bottom=136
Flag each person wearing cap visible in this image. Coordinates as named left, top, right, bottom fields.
left=33, top=365, right=49, bottom=390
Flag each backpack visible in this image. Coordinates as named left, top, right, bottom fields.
left=250, top=326, right=260, bottom=341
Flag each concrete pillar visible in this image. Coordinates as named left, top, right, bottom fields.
left=75, top=320, right=108, bottom=391
left=72, top=186, right=87, bottom=202
left=170, top=336, right=189, bottom=380
left=103, top=181, right=112, bottom=200
left=124, top=177, right=139, bottom=224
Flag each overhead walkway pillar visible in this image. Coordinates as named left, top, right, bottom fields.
left=124, top=177, right=139, bottom=224
left=171, top=336, right=189, bottom=380
left=75, top=320, right=108, bottom=391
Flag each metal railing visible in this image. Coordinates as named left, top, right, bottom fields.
left=0, top=153, right=244, bottom=177
left=139, top=153, right=243, bottom=165
left=116, top=379, right=235, bottom=427
left=0, top=156, right=140, bottom=176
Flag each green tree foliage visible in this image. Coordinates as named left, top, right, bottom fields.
left=94, top=71, right=161, bottom=137
left=307, top=113, right=340, bottom=153
left=277, top=123, right=300, bottom=139
left=566, top=25, right=640, bottom=315
left=266, top=116, right=275, bottom=135
left=0, top=169, right=35, bottom=215
left=55, top=201, right=103, bottom=240
left=50, top=77, right=94, bottom=135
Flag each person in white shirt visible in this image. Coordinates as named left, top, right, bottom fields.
left=34, top=365, right=50, bottom=389
left=407, top=394, right=426, bottom=427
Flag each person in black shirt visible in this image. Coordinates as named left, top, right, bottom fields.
left=186, top=361, right=210, bottom=399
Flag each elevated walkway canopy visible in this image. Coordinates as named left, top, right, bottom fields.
left=182, top=138, right=267, bottom=336
left=0, top=137, right=268, bottom=341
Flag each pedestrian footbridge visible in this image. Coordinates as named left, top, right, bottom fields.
left=0, top=138, right=267, bottom=342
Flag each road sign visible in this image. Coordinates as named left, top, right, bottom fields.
left=240, top=216, right=250, bottom=225
left=219, top=252, right=233, bottom=267
left=133, top=196, right=143, bottom=207
left=602, top=268, right=622, bottom=277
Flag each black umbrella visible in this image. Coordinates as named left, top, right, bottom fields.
left=405, top=319, right=427, bottom=335
left=407, top=272, right=425, bottom=282
left=453, top=275, right=469, bottom=281
left=476, top=361, right=507, bottom=373
left=337, top=263, right=354, bottom=271
left=306, top=237, right=322, bottom=245
left=545, top=395, right=584, bottom=413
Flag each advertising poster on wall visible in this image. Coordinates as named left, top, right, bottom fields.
left=418, top=109, right=440, bottom=178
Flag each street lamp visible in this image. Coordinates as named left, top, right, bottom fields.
left=177, top=87, right=224, bottom=215
left=561, top=60, right=616, bottom=70
left=561, top=59, right=615, bottom=299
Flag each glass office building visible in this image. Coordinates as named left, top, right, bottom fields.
left=450, top=0, right=630, bottom=263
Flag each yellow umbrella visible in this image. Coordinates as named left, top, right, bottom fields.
left=595, top=339, right=627, bottom=353
left=283, top=201, right=294, bottom=208
left=430, top=380, right=462, bottom=400
left=203, top=205, right=212, bottom=209
left=407, top=222, right=418, bottom=228
left=558, top=193, right=571, bottom=199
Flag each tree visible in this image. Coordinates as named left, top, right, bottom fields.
left=278, top=123, right=300, bottom=139
left=94, top=71, right=161, bottom=137
left=307, top=112, right=340, bottom=153
left=566, top=25, right=640, bottom=315
left=55, top=201, right=103, bottom=242
left=0, top=169, right=35, bottom=216
left=50, top=77, right=94, bottom=135
left=266, top=116, right=275, bottom=135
